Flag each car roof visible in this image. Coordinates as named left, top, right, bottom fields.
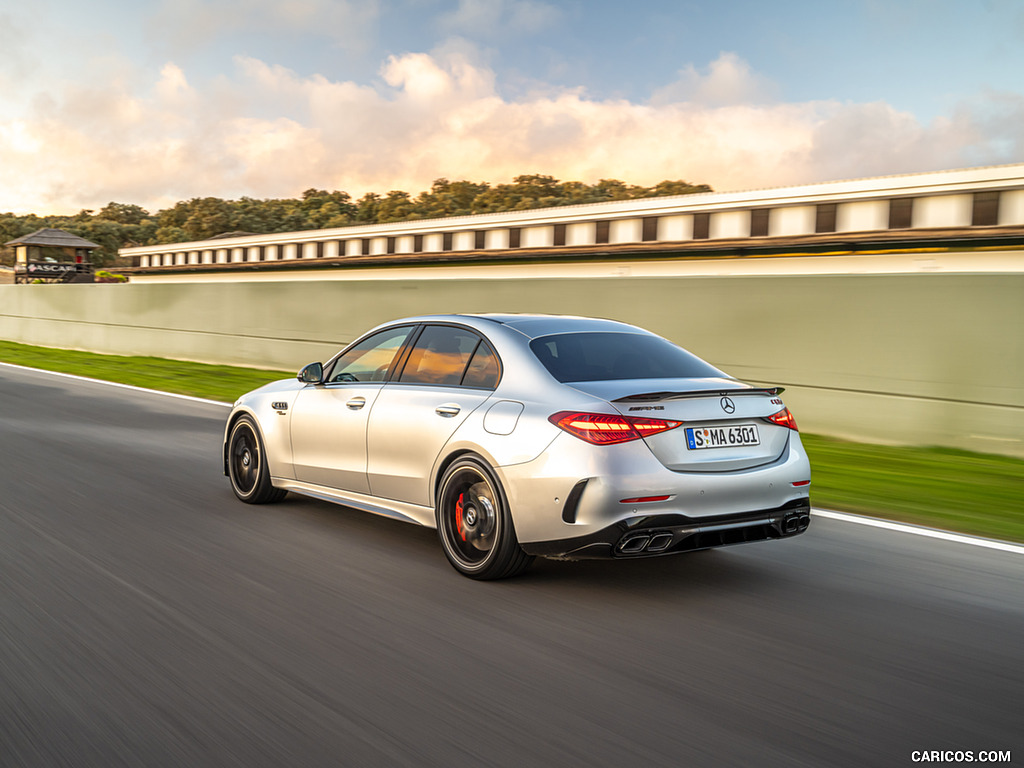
left=391, top=313, right=649, bottom=340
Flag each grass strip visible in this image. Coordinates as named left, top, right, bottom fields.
left=2, top=339, right=1022, bottom=543
left=801, top=434, right=1024, bottom=544
left=0, top=339, right=290, bottom=403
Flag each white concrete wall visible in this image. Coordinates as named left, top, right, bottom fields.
left=770, top=206, right=817, bottom=237
left=914, top=194, right=973, bottom=228
left=2, top=273, right=1022, bottom=457
left=566, top=222, right=595, bottom=246
left=659, top=215, right=693, bottom=241
left=609, top=219, right=642, bottom=244
left=837, top=200, right=889, bottom=232
left=999, top=190, right=1024, bottom=225
left=453, top=232, right=475, bottom=251
left=709, top=211, right=749, bottom=239
left=422, top=234, right=444, bottom=253
left=486, top=229, right=509, bottom=249
left=522, top=226, right=553, bottom=248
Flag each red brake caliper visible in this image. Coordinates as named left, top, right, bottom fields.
left=455, top=493, right=466, bottom=541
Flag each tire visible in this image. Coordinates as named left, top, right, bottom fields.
left=227, top=415, right=287, bottom=504
left=436, top=456, right=534, bottom=580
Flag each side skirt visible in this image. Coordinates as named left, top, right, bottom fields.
left=272, top=478, right=436, bottom=528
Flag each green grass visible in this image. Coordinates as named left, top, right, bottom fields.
left=801, top=434, right=1024, bottom=543
left=2, top=339, right=1022, bottom=543
left=0, top=339, right=290, bottom=403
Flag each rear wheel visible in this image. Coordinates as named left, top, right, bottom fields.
left=228, top=415, right=287, bottom=504
left=436, top=456, right=533, bottom=580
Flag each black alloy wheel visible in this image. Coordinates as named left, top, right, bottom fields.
left=228, top=415, right=287, bottom=504
left=436, top=456, right=533, bottom=580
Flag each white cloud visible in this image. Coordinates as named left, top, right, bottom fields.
left=652, top=52, right=779, bottom=107
left=0, top=50, right=1021, bottom=215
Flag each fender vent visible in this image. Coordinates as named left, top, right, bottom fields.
left=561, top=479, right=590, bottom=524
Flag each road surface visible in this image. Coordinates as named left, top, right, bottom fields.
left=1, top=364, right=1021, bottom=767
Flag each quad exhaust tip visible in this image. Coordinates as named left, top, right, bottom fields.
left=618, top=534, right=650, bottom=554
left=617, top=532, right=674, bottom=554
left=647, top=533, right=674, bottom=552
left=783, top=511, right=811, bottom=534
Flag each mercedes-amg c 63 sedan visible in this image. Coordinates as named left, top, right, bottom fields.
left=225, top=314, right=810, bottom=579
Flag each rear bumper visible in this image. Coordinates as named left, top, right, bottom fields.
left=499, top=429, right=812, bottom=546
left=520, top=498, right=811, bottom=559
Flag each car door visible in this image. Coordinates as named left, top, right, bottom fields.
left=366, top=324, right=500, bottom=506
left=289, top=325, right=415, bottom=494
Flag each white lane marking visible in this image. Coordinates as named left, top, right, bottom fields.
left=0, top=361, right=231, bottom=407
left=813, top=508, right=1024, bottom=555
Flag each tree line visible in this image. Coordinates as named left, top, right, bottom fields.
left=0, top=175, right=711, bottom=267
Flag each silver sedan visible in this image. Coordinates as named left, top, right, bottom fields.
left=224, top=314, right=811, bottom=579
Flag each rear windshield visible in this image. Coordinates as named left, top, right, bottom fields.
left=530, top=332, right=724, bottom=383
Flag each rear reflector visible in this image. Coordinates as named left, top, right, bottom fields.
left=620, top=495, right=671, bottom=504
left=549, top=411, right=682, bottom=445
left=792, top=480, right=811, bottom=487
left=766, top=407, right=799, bottom=431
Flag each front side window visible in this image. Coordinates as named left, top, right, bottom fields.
left=530, top=332, right=724, bottom=383
left=327, top=326, right=413, bottom=383
left=400, top=326, right=489, bottom=386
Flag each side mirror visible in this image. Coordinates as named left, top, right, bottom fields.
left=297, top=362, right=324, bottom=384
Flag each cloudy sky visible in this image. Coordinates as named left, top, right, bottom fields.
left=1, top=0, right=1022, bottom=215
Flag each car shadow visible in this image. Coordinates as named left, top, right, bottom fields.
left=261, top=492, right=786, bottom=598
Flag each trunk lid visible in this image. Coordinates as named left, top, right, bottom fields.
left=569, top=377, right=793, bottom=472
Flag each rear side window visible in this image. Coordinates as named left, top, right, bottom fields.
left=400, top=326, right=495, bottom=387
left=462, top=342, right=500, bottom=389
left=530, top=332, right=723, bottom=383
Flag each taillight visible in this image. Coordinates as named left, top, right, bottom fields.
left=549, top=411, right=682, bottom=445
left=766, top=407, right=799, bottom=431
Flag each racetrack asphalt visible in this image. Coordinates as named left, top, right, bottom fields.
left=1, top=364, right=1021, bottom=767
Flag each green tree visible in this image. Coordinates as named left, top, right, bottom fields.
left=644, top=180, right=713, bottom=197
left=590, top=179, right=643, bottom=201
left=182, top=198, right=234, bottom=240
left=414, top=178, right=491, bottom=218
left=154, top=225, right=188, bottom=244
left=300, top=189, right=356, bottom=228
left=354, top=193, right=381, bottom=224
left=377, top=191, right=415, bottom=223
left=97, top=202, right=150, bottom=225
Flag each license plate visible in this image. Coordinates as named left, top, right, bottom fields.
left=686, top=424, right=760, bottom=450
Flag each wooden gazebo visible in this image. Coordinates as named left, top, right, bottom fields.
left=5, top=228, right=100, bottom=283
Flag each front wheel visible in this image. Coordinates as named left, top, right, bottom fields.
left=227, top=415, right=287, bottom=504
left=436, top=457, right=533, bottom=580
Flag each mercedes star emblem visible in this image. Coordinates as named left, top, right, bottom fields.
left=720, top=396, right=736, bottom=414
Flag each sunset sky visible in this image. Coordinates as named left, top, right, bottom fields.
left=1, top=0, right=1022, bottom=215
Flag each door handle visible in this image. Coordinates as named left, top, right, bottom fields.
left=435, top=404, right=461, bottom=417
left=346, top=397, right=366, bottom=410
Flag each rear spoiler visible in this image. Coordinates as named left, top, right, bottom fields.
left=613, top=387, right=785, bottom=403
